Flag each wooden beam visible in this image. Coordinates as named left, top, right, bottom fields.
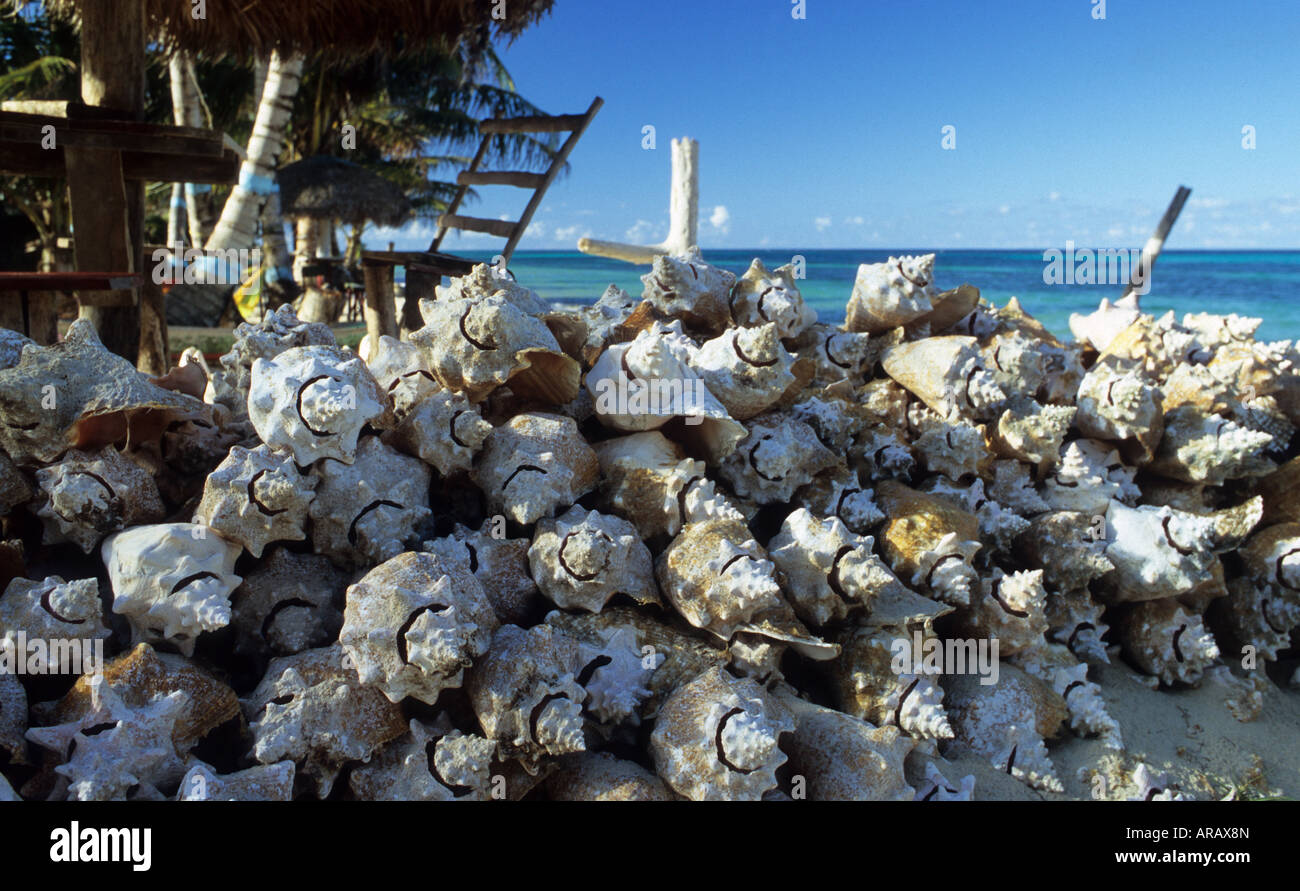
left=456, top=170, right=547, bottom=189
left=436, top=213, right=518, bottom=239
left=0, top=113, right=227, bottom=157
left=0, top=271, right=140, bottom=290
left=0, top=141, right=240, bottom=183
left=479, top=112, right=592, bottom=134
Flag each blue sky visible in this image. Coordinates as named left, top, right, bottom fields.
left=373, top=0, right=1300, bottom=251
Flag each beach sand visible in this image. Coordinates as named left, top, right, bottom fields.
left=933, top=659, right=1300, bottom=801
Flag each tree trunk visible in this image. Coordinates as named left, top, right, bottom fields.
left=260, top=196, right=298, bottom=308
left=295, top=216, right=332, bottom=323
left=206, top=51, right=303, bottom=254
left=75, top=0, right=143, bottom=364
left=182, top=56, right=209, bottom=246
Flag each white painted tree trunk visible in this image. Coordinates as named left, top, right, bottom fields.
left=295, top=216, right=334, bottom=323
left=167, top=52, right=208, bottom=247
left=206, top=51, right=303, bottom=254
left=578, top=137, right=698, bottom=264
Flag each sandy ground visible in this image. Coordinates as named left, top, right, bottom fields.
left=929, top=658, right=1300, bottom=800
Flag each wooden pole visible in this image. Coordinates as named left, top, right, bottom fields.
left=403, top=266, right=437, bottom=332
left=362, top=262, right=397, bottom=357
left=73, top=0, right=145, bottom=364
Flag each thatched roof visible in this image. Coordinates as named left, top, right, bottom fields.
left=44, top=0, right=556, bottom=59
left=278, top=155, right=411, bottom=225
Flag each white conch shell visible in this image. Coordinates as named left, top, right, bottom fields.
left=219, top=303, right=335, bottom=394
left=436, top=262, right=551, bottom=314
left=882, top=335, right=1006, bottom=421
left=907, top=404, right=990, bottom=479
left=349, top=718, right=497, bottom=801
left=718, top=412, right=838, bottom=504
left=1015, top=510, right=1115, bottom=592
left=1042, top=439, right=1140, bottom=515
left=365, top=334, right=439, bottom=419
left=229, top=548, right=345, bottom=657
left=1148, top=406, right=1275, bottom=484
left=576, top=624, right=661, bottom=726
left=177, top=760, right=295, bottom=801
left=793, top=323, right=874, bottom=382
left=1181, top=312, right=1261, bottom=349
left=989, top=397, right=1075, bottom=470
left=102, top=523, right=241, bottom=656
left=982, top=330, right=1047, bottom=400
left=587, top=322, right=745, bottom=462
left=955, top=569, right=1049, bottom=656
left=729, top=258, right=816, bottom=339
left=308, top=436, right=432, bottom=567
left=946, top=664, right=1066, bottom=793
left=1102, top=501, right=1221, bottom=602
left=0, top=575, right=110, bottom=651
left=988, top=459, right=1049, bottom=516
left=466, top=624, right=590, bottom=762
left=774, top=691, right=916, bottom=801
left=640, top=248, right=737, bottom=333
left=912, top=761, right=976, bottom=801
left=1073, top=366, right=1162, bottom=458
left=26, top=676, right=189, bottom=801
left=242, top=645, right=407, bottom=797
left=340, top=551, right=499, bottom=704
left=1116, top=598, right=1219, bottom=685
left=0, top=669, right=26, bottom=766
left=835, top=625, right=954, bottom=740
left=767, top=508, right=906, bottom=626
left=383, top=387, right=492, bottom=475
left=593, top=431, right=744, bottom=541
left=692, top=323, right=796, bottom=420
left=248, top=344, right=385, bottom=465
left=1068, top=296, right=1142, bottom=353
left=0, top=449, right=32, bottom=517
left=423, top=521, right=540, bottom=626
left=1045, top=587, right=1111, bottom=665
left=1008, top=642, right=1122, bottom=749
left=544, top=751, right=674, bottom=801
left=649, top=666, right=795, bottom=801
left=656, top=519, right=786, bottom=638
left=846, top=254, right=937, bottom=333
left=410, top=293, right=578, bottom=404
left=792, top=471, right=884, bottom=536
left=789, top=394, right=864, bottom=453
left=875, top=481, right=982, bottom=606
left=472, top=412, right=599, bottom=525
left=528, top=506, right=661, bottom=612
left=31, top=447, right=164, bottom=553
left=1129, top=762, right=1190, bottom=801
left=194, top=444, right=317, bottom=557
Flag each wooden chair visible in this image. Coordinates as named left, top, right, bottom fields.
left=359, top=96, right=603, bottom=347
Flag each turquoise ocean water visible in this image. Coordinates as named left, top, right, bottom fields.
left=436, top=249, right=1300, bottom=342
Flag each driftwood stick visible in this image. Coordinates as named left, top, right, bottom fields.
left=578, top=137, right=698, bottom=264
left=1122, top=184, right=1191, bottom=305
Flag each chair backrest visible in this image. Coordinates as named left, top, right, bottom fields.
left=430, top=97, right=603, bottom=263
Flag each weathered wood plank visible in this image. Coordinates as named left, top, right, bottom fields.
left=0, top=141, right=239, bottom=183
left=479, top=113, right=591, bottom=134
left=436, top=213, right=518, bottom=239
left=456, top=170, right=547, bottom=189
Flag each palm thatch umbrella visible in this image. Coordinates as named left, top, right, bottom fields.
left=277, top=156, right=412, bottom=228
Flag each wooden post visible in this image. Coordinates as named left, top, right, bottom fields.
left=578, top=137, right=699, bottom=264
left=362, top=261, right=397, bottom=356
left=73, top=0, right=145, bottom=363
left=403, top=266, right=437, bottom=332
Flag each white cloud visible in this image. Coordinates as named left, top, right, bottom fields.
left=844, top=215, right=864, bottom=225
left=998, top=204, right=1011, bottom=215
left=552, top=224, right=588, bottom=243
left=814, top=216, right=832, bottom=232
left=1189, top=196, right=1230, bottom=209
left=1048, top=191, right=1061, bottom=202
left=709, top=205, right=731, bottom=234
left=624, top=219, right=662, bottom=243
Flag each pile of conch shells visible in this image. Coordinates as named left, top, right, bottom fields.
left=0, top=252, right=1296, bottom=802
